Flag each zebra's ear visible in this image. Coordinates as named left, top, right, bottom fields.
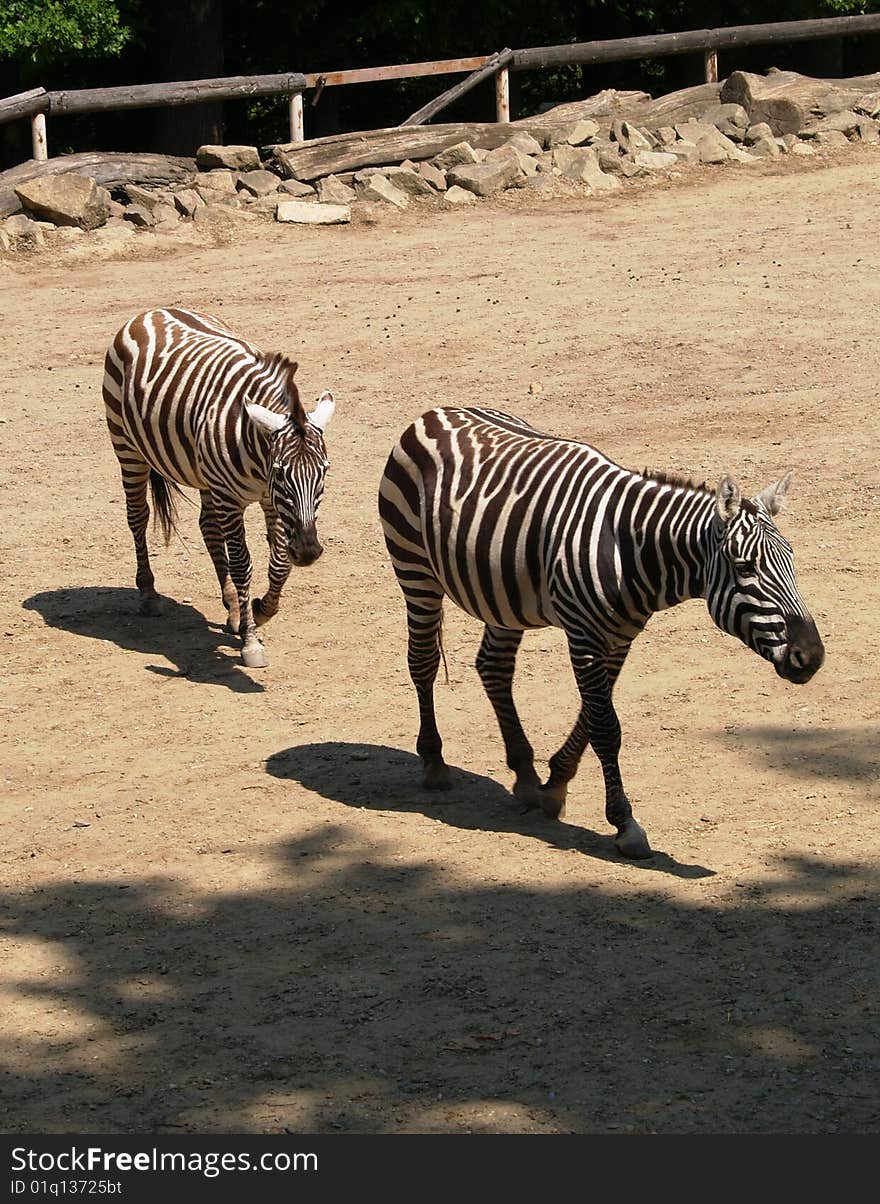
left=308, top=391, right=335, bottom=432
left=754, top=471, right=793, bottom=517
left=715, top=474, right=741, bottom=524
left=245, top=402, right=288, bottom=436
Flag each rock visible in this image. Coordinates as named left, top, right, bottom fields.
left=611, top=120, right=654, bottom=152
left=856, top=117, right=879, bottom=143
left=486, top=144, right=538, bottom=176
left=195, top=187, right=241, bottom=207
left=152, top=202, right=180, bottom=226
left=791, top=142, right=815, bottom=156
left=802, top=110, right=860, bottom=138
left=694, top=128, right=754, bottom=164
left=749, top=135, right=780, bottom=157
left=356, top=174, right=409, bottom=208
left=744, top=122, right=774, bottom=144
left=633, top=150, right=679, bottom=170
left=386, top=168, right=436, bottom=197
left=446, top=158, right=522, bottom=197
left=123, top=205, right=156, bottom=228
left=663, top=141, right=700, bottom=163
left=442, top=185, right=477, bottom=206
left=278, top=178, right=316, bottom=198
left=198, top=169, right=236, bottom=192
left=2, top=213, right=45, bottom=249
left=551, top=145, right=620, bottom=191
left=655, top=127, right=678, bottom=146
left=566, top=119, right=601, bottom=146
left=675, top=119, right=723, bottom=143
left=317, top=175, right=357, bottom=204
left=107, top=199, right=127, bottom=218
left=504, top=132, right=545, bottom=156
left=173, top=188, right=203, bottom=218
left=812, top=129, right=850, bottom=148
left=196, top=144, right=261, bottom=171
left=237, top=169, right=281, bottom=198
left=13, top=173, right=108, bottom=230
left=416, top=161, right=447, bottom=191
left=431, top=141, right=479, bottom=169
left=700, top=103, right=750, bottom=137
left=123, top=183, right=174, bottom=210
left=276, top=199, right=350, bottom=224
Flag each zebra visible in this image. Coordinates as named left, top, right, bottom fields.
left=103, top=307, right=335, bottom=667
left=378, top=405, right=824, bottom=859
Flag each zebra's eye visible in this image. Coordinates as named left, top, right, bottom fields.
left=734, top=559, right=758, bottom=577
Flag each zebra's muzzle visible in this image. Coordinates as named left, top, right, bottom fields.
left=289, top=530, right=323, bottom=567
left=773, top=614, right=825, bottom=684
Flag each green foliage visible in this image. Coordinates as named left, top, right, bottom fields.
left=0, top=0, right=131, bottom=65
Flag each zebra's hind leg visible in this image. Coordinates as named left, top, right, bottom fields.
left=475, top=625, right=544, bottom=810
left=199, top=491, right=240, bottom=633
left=405, top=579, right=450, bottom=790
left=119, top=459, right=162, bottom=616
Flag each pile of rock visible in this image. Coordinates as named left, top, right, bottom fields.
left=2, top=67, right=879, bottom=249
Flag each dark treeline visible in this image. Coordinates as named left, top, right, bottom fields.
left=1, top=1, right=879, bottom=167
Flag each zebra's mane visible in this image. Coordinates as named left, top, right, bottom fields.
left=640, top=468, right=713, bottom=494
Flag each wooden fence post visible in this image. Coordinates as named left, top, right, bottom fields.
left=31, top=111, right=48, bottom=161
left=289, top=91, right=304, bottom=142
left=704, top=48, right=719, bottom=83
left=495, top=64, right=510, bottom=122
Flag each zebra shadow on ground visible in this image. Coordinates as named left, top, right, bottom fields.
left=265, top=741, right=714, bottom=879
left=23, top=586, right=263, bottom=694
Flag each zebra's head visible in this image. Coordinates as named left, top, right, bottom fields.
left=705, top=473, right=824, bottom=684
left=245, top=377, right=335, bottom=568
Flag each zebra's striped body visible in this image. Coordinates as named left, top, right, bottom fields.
left=103, top=307, right=335, bottom=667
left=379, top=406, right=824, bottom=858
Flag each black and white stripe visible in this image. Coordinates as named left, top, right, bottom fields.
left=103, top=307, right=335, bottom=667
left=379, top=405, right=824, bottom=858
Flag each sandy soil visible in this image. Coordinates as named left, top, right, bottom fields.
left=1, top=145, right=878, bottom=1135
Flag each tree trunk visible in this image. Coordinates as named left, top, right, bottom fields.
left=152, top=1, right=225, bottom=155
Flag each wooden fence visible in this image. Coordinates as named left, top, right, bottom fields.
left=2, top=13, right=880, bottom=163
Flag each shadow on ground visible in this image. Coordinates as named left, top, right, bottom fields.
left=266, top=742, right=713, bottom=879
left=1, top=828, right=876, bottom=1135
left=712, top=725, right=879, bottom=790
left=23, top=587, right=262, bottom=693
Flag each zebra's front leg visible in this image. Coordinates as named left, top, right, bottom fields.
left=549, top=636, right=651, bottom=858
left=406, top=588, right=450, bottom=790
left=122, top=461, right=162, bottom=616
left=475, top=625, right=543, bottom=809
left=199, top=491, right=240, bottom=633
left=218, top=502, right=266, bottom=668
left=252, top=497, right=290, bottom=628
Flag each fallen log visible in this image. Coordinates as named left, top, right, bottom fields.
left=0, top=151, right=195, bottom=218
left=268, top=122, right=557, bottom=179
left=720, top=67, right=880, bottom=133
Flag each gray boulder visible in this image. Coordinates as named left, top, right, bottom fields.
left=196, top=144, right=261, bottom=171
left=14, top=173, right=108, bottom=230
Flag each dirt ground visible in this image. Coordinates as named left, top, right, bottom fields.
left=1, top=145, right=878, bottom=1135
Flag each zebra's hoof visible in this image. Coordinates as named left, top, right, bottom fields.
left=253, top=598, right=275, bottom=628
left=422, top=763, right=451, bottom=791
left=615, top=819, right=653, bottom=860
left=242, top=641, right=267, bottom=669
left=535, top=782, right=566, bottom=820
left=139, top=594, right=162, bottom=617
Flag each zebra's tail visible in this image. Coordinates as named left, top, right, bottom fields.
left=149, top=470, right=185, bottom=546
left=438, top=610, right=450, bottom=686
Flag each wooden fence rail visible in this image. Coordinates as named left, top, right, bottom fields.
left=2, top=13, right=879, bottom=165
